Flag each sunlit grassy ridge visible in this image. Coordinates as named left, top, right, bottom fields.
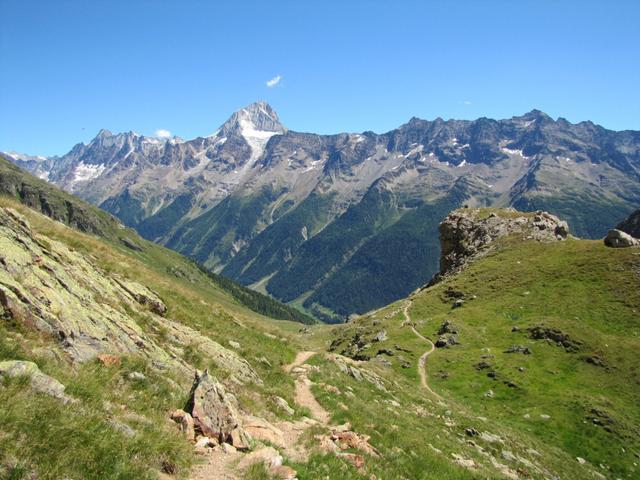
left=326, top=232, right=640, bottom=479
left=0, top=195, right=306, bottom=479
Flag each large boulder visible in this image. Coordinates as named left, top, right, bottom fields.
left=184, top=369, right=250, bottom=449
left=0, top=360, right=73, bottom=404
left=616, top=209, right=640, bottom=238
left=604, top=229, right=640, bottom=248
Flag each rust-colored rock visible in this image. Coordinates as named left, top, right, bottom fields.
left=243, top=415, right=285, bottom=447
left=97, top=354, right=120, bottom=367
left=170, top=409, right=195, bottom=441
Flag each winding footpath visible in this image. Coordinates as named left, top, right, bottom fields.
left=190, top=351, right=328, bottom=479
left=283, top=350, right=330, bottom=424
left=403, top=301, right=442, bottom=400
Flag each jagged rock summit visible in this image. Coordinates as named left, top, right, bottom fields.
left=438, top=208, right=569, bottom=277
left=220, top=101, right=287, bottom=137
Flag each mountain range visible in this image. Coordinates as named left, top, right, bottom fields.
left=5, top=102, right=640, bottom=321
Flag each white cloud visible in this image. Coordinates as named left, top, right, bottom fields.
left=462, top=100, right=472, bottom=105
left=155, top=129, right=172, bottom=138
left=266, top=75, right=282, bottom=88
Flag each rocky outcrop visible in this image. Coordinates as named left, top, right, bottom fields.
left=0, top=207, right=259, bottom=384
left=616, top=209, right=640, bottom=238
left=0, top=360, right=74, bottom=404
left=438, top=208, right=569, bottom=278
left=113, top=278, right=167, bottom=315
left=332, top=356, right=387, bottom=392
left=184, top=369, right=251, bottom=449
left=603, top=229, right=639, bottom=248
left=527, top=325, right=582, bottom=352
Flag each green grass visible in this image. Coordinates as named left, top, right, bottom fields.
left=0, top=195, right=305, bottom=479
left=0, top=329, right=193, bottom=480
left=327, top=235, right=640, bottom=478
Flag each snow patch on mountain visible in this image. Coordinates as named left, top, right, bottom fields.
left=72, top=162, right=106, bottom=185
left=501, top=147, right=530, bottom=159
left=239, top=118, right=280, bottom=170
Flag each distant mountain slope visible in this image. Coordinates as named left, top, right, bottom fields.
left=6, top=104, right=640, bottom=321
left=0, top=155, right=315, bottom=324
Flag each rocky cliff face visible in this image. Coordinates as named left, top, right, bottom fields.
left=438, top=208, right=569, bottom=278
left=5, top=104, right=640, bottom=320
left=0, top=206, right=259, bottom=384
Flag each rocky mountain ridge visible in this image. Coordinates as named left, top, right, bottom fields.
left=5, top=103, right=640, bottom=321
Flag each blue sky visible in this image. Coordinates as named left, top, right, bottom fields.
left=1, top=0, right=639, bottom=156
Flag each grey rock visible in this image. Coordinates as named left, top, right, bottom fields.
left=452, top=299, right=465, bottom=308
left=604, top=229, right=640, bottom=248
left=128, top=371, right=146, bottom=381
left=185, top=369, right=250, bottom=448
left=0, top=207, right=260, bottom=383
left=0, top=360, right=73, bottom=404
left=435, top=334, right=459, bottom=348
left=501, top=450, right=517, bottom=462
left=372, top=330, right=388, bottom=342
left=333, top=357, right=387, bottom=391
left=272, top=396, right=295, bottom=416
left=110, top=419, right=136, bottom=438
left=528, top=325, right=582, bottom=352
left=438, top=209, right=570, bottom=278
left=505, top=345, right=532, bottom=354
left=114, top=278, right=167, bottom=315
left=438, top=320, right=458, bottom=335
left=479, top=431, right=503, bottom=444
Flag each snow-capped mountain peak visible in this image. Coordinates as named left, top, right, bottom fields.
left=220, top=101, right=287, bottom=138
left=218, top=102, right=287, bottom=169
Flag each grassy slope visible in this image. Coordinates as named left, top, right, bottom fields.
left=0, top=196, right=306, bottom=479
left=419, top=238, right=640, bottom=476
left=0, top=154, right=314, bottom=325
left=324, top=234, right=640, bottom=479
